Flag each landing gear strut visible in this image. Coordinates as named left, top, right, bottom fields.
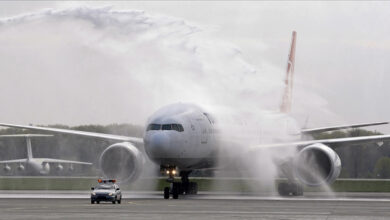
left=277, top=181, right=303, bottom=196
left=163, top=169, right=198, bottom=199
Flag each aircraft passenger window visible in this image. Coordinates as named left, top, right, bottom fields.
left=147, top=124, right=161, bottom=131
left=162, top=124, right=172, bottom=130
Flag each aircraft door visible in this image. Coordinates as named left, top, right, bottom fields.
left=190, top=115, right=208, bottom=145
left=198, top=116, right=209, bottom=145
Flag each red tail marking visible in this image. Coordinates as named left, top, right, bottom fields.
left=280, top=31, right=297, bottom=114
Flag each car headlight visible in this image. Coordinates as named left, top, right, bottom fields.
left=109, top=193, right=113, bottom=196
left=91, top=192, right=96, bottom=196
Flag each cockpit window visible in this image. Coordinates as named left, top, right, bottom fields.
left=147, top=124, right=161, bottom=131
left=171, top=124, right=179, bottom=131
left=169, top=124, right=184, bottom=132
left=172, top=124, right=184, bottom=132
left=176, top=124, right=184, bottom=132
left=147, top=123, right=184, bottom=132
left=162, top=124, right=172, bottom=130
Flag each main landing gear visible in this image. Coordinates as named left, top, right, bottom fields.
left=277, top=161, right=304, bottom=196
left=163, top=169, right=198, bottom=199
left=277, top=181, right=303, bottom=196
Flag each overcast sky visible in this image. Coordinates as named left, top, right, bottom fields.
left=0, top=1, right=389, bottom=133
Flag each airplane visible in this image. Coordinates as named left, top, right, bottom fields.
left=0, top=31, right=390, bottom=199
left=0, top=134, right=92, bottom=175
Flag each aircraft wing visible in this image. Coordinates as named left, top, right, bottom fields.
left=0, top=123, right=143, bottom=144
left=254, top=134, right=390, bottom=149
left=0, top=134, right=53, bottom=138
left=301, top=121, right=388, bottom=134
left=0, top=159, right=28, bottom=164
left=37, top=158, right=92, bottom=165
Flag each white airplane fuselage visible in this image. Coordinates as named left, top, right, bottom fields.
left=143, top=103, right=300, bottom=171
left=23, top=159, right=51, bottom=175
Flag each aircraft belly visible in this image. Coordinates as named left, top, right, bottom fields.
left=152, top=140, right=217, bottom=169
left=153, top=157, right=216, bottom=170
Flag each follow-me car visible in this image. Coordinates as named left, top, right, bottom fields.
left=91, top=179, right=122, bottom=204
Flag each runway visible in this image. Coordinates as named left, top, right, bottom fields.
left=1, top=191, right=390, bottom=219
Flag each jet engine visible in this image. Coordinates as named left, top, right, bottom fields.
left=294, top=143, right=341, bottom=187
left=99, top=142, right=144, bottom=183
left=17, top=164, right=25, bottom=171
left=3, top=164, right=11, bottom=172
left=56, top=164, right=64, bottom=171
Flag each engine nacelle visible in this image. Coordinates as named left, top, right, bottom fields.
left=3, top=164, right=11, bottom=172
left=17, top=164, right=25, bottom=171
left=99, top=142, right=144, bottom=183
left=294, top=143, right=341, bottom=187
left=56, top=164, right=64, bottom=171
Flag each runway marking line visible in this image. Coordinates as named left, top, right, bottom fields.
left=102, top=210, right=332, bottom=215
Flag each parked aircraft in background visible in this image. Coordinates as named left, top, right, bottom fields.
left=0, top=134, right=92, bottom=175
left=1, top=31, right=389, bottom=199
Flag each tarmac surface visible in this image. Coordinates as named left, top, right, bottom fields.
left=1, top=191, right=390, bottom=219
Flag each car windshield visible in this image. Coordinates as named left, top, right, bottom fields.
left=96, top=185, right=114, bottom=190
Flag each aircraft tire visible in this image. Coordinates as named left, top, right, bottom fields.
left=187, top=182, right=198, bottom=194
left=164, top=187, right=170, bottom=199
left=172, top=183, right=180, bottom=199
left=192, top=182, right=198, bottom=194
left=172, top=191, right=179, bottom=199
left=277, top=182, right=288, bottom=196
left=292, top=184, right=303, bottom=196
left=278, top=182, right=303, bottom=196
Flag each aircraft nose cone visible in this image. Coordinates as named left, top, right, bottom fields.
left=144, top=132, right=172, bottom=159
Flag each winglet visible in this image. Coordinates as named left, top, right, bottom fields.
left=280, top=31, right=297, bottom=114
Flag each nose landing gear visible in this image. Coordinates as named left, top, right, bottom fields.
left=162, top=168, right=198, bottom=199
